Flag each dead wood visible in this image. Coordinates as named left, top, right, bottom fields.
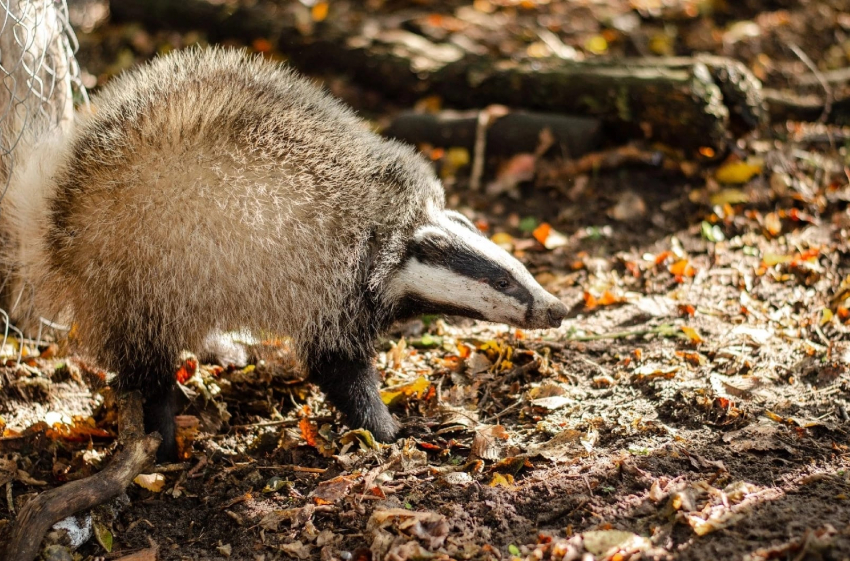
left=108, top=0, right=767, bottom=154
left=763, top=89, right=850, bottom=125
left=2, top=392, right=160, bottom=561
left=383, top=110, right=602, bottom=158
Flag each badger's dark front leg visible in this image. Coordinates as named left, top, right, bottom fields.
left=307, top=350, right=399, bottom=442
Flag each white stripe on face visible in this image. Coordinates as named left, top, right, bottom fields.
left=386, top=214, right=559, bottom=326
left=387, top=257, right=530, bottom=325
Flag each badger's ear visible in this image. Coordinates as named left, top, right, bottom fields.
left=443, top=210, right=480, bottom=235
left=409, top=225, right=453, bottom=263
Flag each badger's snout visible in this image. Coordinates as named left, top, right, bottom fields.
left=524, top=292, right=568, bottom=329
left=546, top=300, right=568, bottom=327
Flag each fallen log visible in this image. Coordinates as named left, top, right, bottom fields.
left=382, top=110, right=602, bottom=158
left=2, top=392, right=160, bottom=561
left=108, top=0, right=767, bottom=154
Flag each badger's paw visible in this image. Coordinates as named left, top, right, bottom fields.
left=360, top=408, right=400, bottom=443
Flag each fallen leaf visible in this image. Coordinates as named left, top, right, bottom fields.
left=528, top=429, right=586, bottom=462
left=715, top=160, right=762, bottom=184
left=310, top=475, right=358, bottom=504
left=380, top=376, right=431, bottom=406
left=311, top=2, right=328, bottom=22
left=681, top=326, right=703, bottom=344
left=710, top=188, right=749, bottom=205
left=532, top=222, right=569, bottom=250
left=530, top=396, right=575, bottom=411
left=339, top=428, right=381, bottom=450
left=279, top=540, right=312, bottom=559
left=134, top=473, right=165, bottom=493
left=488, top=473, right=516, bottom=489
left=471, top=425, right=509, bottom=461
left=367, top=508, right=449, bottom=549
left=299, top=417, right=319, bottom=447
left=582, top=530, right=652, bottom=556
left=93, top=521, right=113, bottom=553
left=113, top=547, right=158, bottom=561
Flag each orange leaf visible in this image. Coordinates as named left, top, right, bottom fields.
left=299, top=417, right=319, bottom=447
left=175, top=357, right=198, bottom=384
left=597, top=290, right=622, bottom=306
left=532, top=223, right=552, bottom=246
left=252, top=38, right=273, bottom=53
left=654, top=251, right=673, bottom=265
left=311, top=1, right=329, bottom=21
left=669, top=259, right=695, bottom=278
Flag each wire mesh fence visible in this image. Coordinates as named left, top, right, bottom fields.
left=0, top=0, right=87, bottom=201
left=0, top=0, right=87, bottom=358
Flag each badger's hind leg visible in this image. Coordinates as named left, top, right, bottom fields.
left=308, top=350, right=399, bottom=442
left=106, top=332, right=181, bottom=463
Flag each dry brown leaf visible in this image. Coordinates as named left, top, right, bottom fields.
left=134, top=473, right=165, bottom=493
left=310, top=475, right=358, bottom=504
left=113, top=547, right=158, bottom=561
left=367, top=508, right=449, bottom=550
left=471, top=425, right=509, bottom=461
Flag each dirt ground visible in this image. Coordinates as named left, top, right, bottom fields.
left=2, top=1, right=850, bottom=560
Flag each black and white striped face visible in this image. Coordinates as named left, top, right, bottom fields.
left=387, top=210, right=568, bottom=329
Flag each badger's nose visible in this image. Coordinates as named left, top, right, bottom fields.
left=547, top=300, right=568, bottom=327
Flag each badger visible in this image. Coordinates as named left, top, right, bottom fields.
left=0, top=48, right=567, bottom=461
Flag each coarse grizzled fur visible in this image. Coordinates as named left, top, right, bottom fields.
left=1, top=48, right=566, bottom=461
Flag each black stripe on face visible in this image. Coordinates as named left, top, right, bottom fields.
left=409, top=230, right=535, bottom=310
left=393, top=295, right=486, bottom=323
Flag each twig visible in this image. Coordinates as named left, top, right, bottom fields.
left=5, top=481, right=14, bottom=515
left=565, top=325, right=676, bottom=342
left=788, top=43, right=833, bottom=126
left=481, top=399, right=522, bottom=424
left=469, top=105, right=509, bottom=191
left=2, top=392, right=161, bottom=561
left=230, top=415, right=333, bottom=431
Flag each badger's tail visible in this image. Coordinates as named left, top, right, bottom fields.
left=0, top=0, right=85, bottom=339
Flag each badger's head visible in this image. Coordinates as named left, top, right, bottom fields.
left=386, top=209, right=568, bottom=329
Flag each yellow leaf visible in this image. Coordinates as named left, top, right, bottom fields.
left=761, top=253, right=793, bottom=266
left=380, top=376, right=431, bottom=406
left=648, top=33, right=674, bottom=55
left=488, top=473, right=516, bottom=489
left=491, top=232, right=514, bottom=250
left=446, top=147, right=470, bottom=168
left=764, top=410, right=784, bottom=423
left=709, top=188, right=749, bottom=205
left=584, top=35, right=608, bottom=54
left=715, top=161, right=762, bottom=184
left=134, top=473, right=165, bottom=492
left=681, top=326, right=703, bottom=344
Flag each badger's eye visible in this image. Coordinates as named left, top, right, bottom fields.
left=495, top=278, right=511, bottom=290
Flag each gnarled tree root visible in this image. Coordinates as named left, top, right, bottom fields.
left=2, top=392, right=161, bottom=561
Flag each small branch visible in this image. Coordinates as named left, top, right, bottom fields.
left=2, top=392, right=161, bottom=561
left=788, top=43, right=833, bottom=124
